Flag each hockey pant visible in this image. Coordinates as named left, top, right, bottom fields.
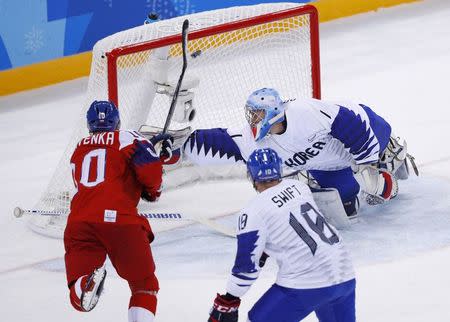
left=309, top=168, right=360, bottom=215
left=309, top=121, right=392, bottom=214
left=64, top=221, right=159, bottom=321
left=248, top=279, right=356, bottom=322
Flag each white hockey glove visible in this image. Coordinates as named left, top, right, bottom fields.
left=356, top=166, right=398, bottom=205
left=379, top=136, right=419, bottom=179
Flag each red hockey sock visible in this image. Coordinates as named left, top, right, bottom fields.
left=128, top=292, right=157, bottom=321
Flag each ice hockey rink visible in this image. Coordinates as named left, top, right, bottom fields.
left=1, top=0, right=450, bottom=321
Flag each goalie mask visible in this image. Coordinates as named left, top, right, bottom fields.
left=247, top=148, right=283, bottom=183
left=86, top=100, right=121, bottom=133
left=245, top=88, right=286, bottom=141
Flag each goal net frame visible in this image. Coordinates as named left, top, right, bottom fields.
left=27, top=3, right=321, bottom=238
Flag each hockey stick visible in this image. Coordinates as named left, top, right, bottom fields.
left=13, top=207, right=187, bottom=219
left=13, top=207, right=236, bottom=238
left=162, top=19, right=189, bottom=135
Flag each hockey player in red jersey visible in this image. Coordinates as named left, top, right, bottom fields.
left=64, top=100, right=173, bottom=322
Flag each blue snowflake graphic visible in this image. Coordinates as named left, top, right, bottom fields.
left=24, top=26, right=44, bottom=54
left=104, top=0, right=113, bottom=8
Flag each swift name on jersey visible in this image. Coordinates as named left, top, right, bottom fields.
left=271, top=184, right=302, bottom=208
left=226, top=179, right=355, bottom=298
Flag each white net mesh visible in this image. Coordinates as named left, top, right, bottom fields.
left=29, top=3, right=319, bottom=238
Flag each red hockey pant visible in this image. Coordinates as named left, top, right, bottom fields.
left=64, top=221, right=159, bottom=312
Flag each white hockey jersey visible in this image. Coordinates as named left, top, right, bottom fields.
left=183, top=98, right=392, bottom=171
left=226, top=179, right=355, bottom=298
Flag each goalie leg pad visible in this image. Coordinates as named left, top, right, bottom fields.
left=312, top=188, right=352, bottom=228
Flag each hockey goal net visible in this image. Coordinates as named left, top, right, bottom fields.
left=29, top=3, right=320, bottom=238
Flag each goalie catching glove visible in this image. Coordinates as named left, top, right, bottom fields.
left=208, top=293, right=240, bottom=322
left=356, top=166, right=399, bottom=205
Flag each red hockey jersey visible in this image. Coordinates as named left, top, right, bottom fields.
left=69, top=130, right=162, bottom=225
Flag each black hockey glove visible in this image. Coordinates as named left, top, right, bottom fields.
left=208, top=293, right=240, bottom=322
left=141, top=190, right=160, bottom=202
left=150, top=133, right=174, bottom=162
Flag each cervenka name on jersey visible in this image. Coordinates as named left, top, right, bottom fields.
left=183, top=98, right=391, bottom=171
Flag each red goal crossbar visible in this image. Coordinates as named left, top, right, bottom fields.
left=106, top=4, right=321, bottom=107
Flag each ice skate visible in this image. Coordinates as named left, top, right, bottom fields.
left=81, top=266, right=107, bottom=312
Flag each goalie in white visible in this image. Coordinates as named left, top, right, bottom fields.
left=207, top=148, right=356, bottom=322
left=183, top=88, right=418, bottom=218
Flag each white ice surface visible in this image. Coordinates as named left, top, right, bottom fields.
left=1, top=0, right=450, bottom=321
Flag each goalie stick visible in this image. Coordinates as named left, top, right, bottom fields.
left=13, top=207, right=236, bottom=238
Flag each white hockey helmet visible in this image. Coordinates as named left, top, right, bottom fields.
left=245, top=88, right=286, bottom=141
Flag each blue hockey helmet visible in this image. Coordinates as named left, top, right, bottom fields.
left=247, top=148, right=283, bottom=183
left=245, top=88, right=286, bottom=141
left=86, top=100, right=120, bottom=133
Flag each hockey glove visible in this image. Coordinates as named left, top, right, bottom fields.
left=141, top=190, right=159, bottom=202
left=208, top=293, right=240, bottom=322
left=150, top=133, right=174, bottom=162
left=358, top=166, right=399, bottom=205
